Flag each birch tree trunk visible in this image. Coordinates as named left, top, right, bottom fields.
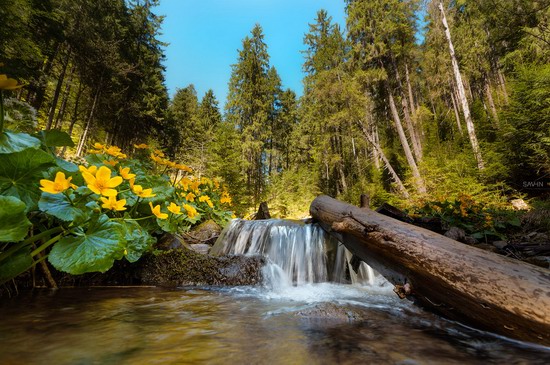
left=388, top=89, right=426, bottom=194
left=450, top=88, right=463, bottom=135
left=439, top=1, right=484, bottom=169
left=357, top=119, right=410, bottom=198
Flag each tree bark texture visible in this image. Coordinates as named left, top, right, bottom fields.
left=387, top=89, right=426, bottom=194
left=439, top=2, right=484, bottom=169
left=310, top=195, right=550, bottom=346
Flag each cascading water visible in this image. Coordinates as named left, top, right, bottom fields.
left=210, top=218, right=380, bottom=288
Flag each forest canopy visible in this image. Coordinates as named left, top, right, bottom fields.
left=1, top=0, right=549, bottom=217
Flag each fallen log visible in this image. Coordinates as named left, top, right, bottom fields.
left=310, top=195, right=550, bottom=346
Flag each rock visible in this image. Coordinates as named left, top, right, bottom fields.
left=154, top=233, right=190, bottom=251
left=492, top=240, right=508, bottom=249
left=140, top=249, right=265, bottom=286
left=444, top=227, right=466, bottom=242
left=524, top=256, right=550, bottom=269
left=189, top=243, right=210, bottom=255
left=293, top=303, right=367, bottom=322
left=185, top=220, right=222, bottom=245
left=463, top=236, right=478, bottom=245
left=511, top=198, right=530, bottom=211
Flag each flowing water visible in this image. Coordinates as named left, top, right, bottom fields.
left=1, top=219, right=549, bottom=364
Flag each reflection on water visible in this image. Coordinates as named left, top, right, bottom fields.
left=1, top=286, right=549, bottom=365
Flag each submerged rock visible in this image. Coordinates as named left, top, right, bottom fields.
left=293, top=303, right=368, bottom=322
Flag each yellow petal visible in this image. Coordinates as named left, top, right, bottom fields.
left=107, top=176, right=123, bottom=188
left=101, top=188, right=118, bottom=197
left=96, top=166, right=112, bottom=181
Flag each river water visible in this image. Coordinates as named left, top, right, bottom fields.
left=1, top=219, right=549, bottom=364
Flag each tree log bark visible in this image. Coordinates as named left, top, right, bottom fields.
left=310, top=195, right=550, bottom=346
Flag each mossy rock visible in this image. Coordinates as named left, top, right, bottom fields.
left=140, top=249, right=264, bottom=286
left=184, top=220, right=222, bottom=245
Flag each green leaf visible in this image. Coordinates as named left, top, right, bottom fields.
left=39, top=192, right=88, bottom=223
left=0, top=131, right=41, bottom=154
left=48, top=214, right=126, bottom=274
left=35, top=129, right=75, bottom=148
left=157, top=217, right=179, bottom=233
left=0, top=148, right=56, bottom=211
left=0, top=247, right=32, bottom=284
left=55, top=157, right=79, bottom=172
left=0, top=196, right=31, bottom=242
left=122, top=220, right=155, bottom=263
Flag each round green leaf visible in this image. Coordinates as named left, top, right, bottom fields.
left=39, top=192, right=88, bottom=223
left=0, top=196, right=31, bottom=242
left=0, top=148, right=56, bottom=211
left=35, top=129, right=75, bottom=148
left=48, top=214, right=126, bottom=274
left=122, top=220, right=155, bottom=263
left=0, top=131, right=41, bottom=154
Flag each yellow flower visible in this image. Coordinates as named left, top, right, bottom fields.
left=103, top=159, right=118, bottom=167
left=119, top=166, right=136, bottom=180
left=185, top=192, right=195, bottom=202
left=220, top=192, right=232, bottom=205
left=167, top=202, right=182, bottom=215
left=190, top=180, right=200, bottom=193
left=93, top=142, right=106, bottom=150
left=231, top=213, right=237, bottom=219
left=150, top=153, right=165, bottom=164
left=132, top=184, right=155, bottom=198
left=128, top=177, right=135, bottom=189
left=102, top=145, right=127, bottom=159
left=149, top=202, right=168, bottom=219
left=87, top=149, right=103, bottom=154
left=100, top=196, right=126, bottom=211
left=175, top=163, right=193, bottom=173
left=153, top=149, right=165, bottom=157
left=179, top=177, right=191, bottom=191
left=82, top=166, right=123, bottom=197
left=213, top=179, right=220, bottom=189
left=0, top=74, right=23, bottom=90
left=183, top=204, right=197, bottom=219
left=79, top=165, right=98, bottom=176
left=134, top=143, right=149, bottom=149
left=40, top=172, right=74, bottom=194
left=199, top=195, right=214, bottom=208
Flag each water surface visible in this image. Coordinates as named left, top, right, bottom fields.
left=1, top=285, right=549, bottom=365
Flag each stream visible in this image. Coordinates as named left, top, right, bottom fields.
left=1, top=219, right=549, bottom=364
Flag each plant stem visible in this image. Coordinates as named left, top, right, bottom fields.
left=0, top=226, right=63, bottom=262
left=31, top=234, right=62, bottom=257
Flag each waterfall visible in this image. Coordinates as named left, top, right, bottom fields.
left=211, top=219, right=377, bottom=287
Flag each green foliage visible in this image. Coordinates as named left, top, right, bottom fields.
left=412, top=193, right=522, bottom=241
left=0, top=196, right=32, bottom=242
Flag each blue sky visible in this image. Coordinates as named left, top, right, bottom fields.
left=154, top=0, right=346, bottom=108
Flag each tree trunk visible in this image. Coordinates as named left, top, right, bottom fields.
left=310, top=195, right=550, bottom=346
left=387, top=89, right=426, bottom=194
left=46, top=47, right=72, bottom=130
left=76, top=87, right=100, bottom=156
left=450, top=87, right=463, bottom=135
left=54, top=64, right=76, bottom=130
left=405, top=63, right=416, bottom=115
left=439, top=2, right=484, bottom=169
left=484, top=79, right=499, bottom=127
left=389, top=56, right=422, bottom=162
left=497, top=68, right=509, bottom=104
left=356, top=119, right=410, bottom=198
